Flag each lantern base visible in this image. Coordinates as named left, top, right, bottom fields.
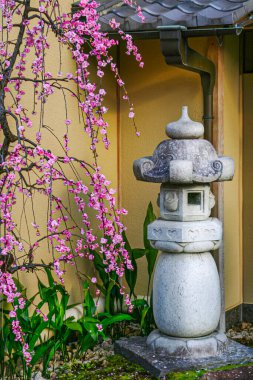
left=115, top=335, right=253, bottom=378
left=147, top=329, right=227, bottom=358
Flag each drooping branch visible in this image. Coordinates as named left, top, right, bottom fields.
left=9, top=262, right=53, bottom=274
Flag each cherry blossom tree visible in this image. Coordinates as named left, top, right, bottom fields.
left=0, top=0, right=143, bottom=362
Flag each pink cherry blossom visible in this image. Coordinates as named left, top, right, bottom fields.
left=96, top=323, right=103, bottom=331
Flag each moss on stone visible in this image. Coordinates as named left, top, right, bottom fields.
left=55, top=354, right=253, bottom=380
left=165, top=362, right=253, bottom=379
left=56, top=354, right=156, bottom=379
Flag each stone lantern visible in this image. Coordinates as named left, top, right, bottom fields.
left=133, top=106, right=234, bottom=358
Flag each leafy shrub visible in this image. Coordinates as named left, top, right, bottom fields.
left=0, top=203, right=158, bottom=379
left=0, top=269, right=131, bottom=379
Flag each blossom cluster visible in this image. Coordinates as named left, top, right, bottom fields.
left=0, top=0, right=144, bottom=364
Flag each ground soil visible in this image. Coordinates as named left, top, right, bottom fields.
left=35, top=323, right=253, bottom=379
left=201, top=366, right=253, bottom=379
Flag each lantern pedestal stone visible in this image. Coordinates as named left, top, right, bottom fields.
left=147, top=249, right=226, bottom=358
left=147, top=330, right=227, bottom=358
left=151, top=252, right=221, bottom=338
left=115, top=107, right=253, bottom=377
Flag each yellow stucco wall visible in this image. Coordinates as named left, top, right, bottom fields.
left=223, top=36, right=243, bottom=310
left=243, top=73, right=253, bottom=304
left=119, top=36, right=243, bottom=310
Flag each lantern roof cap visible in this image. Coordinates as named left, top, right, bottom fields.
left=133, top=106, right=235, bottom=184
left=166, top=106, right=204, bottom=139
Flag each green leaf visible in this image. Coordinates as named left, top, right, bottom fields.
left=31, top=340, right=54, bottom=366
left=83, top=281, right=96, bottom=317
left=29, top=311, right=54, bottom=349
left=43, top=340, right=61, bottom=372
left=44, top=266, right=55, bottom=287
left=92, top=250, right=109, bottom=287
left=132, top=248, right=147, bottom=260
left=37, top=279, right=47, bottom=301
left=66, top=302, right=83, bottom=310
left=146, top=248, right=158, bottom=278
left=58, top=291, right=70, bottom=326
left=123, top=231, right=137, bottom=297
left=122, top=231, right=132, bottom=254
left=97, top=312, right=111, bottom=318
left=13, top=278, right=26, bottom=295
left=80, top=333, right=94, bottom=352
left=140, top=306, right=150, bottom=329
left=105, top=280, right=115, bottom=314
left=143, top=202, right=158, bottom=278
left=65, top=322, right=82, bottom=334
left=102, top=313, right=132, bottom=329
left=82, top=316, right=99, bottom=323
left=82, top=322, right=98, bottom=341
left=131, top=298, right=148, bottom=308
left=143, top=202, right=156, bottom=249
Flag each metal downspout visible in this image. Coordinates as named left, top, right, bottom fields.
left=159, top=26, right=215, bottom=141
